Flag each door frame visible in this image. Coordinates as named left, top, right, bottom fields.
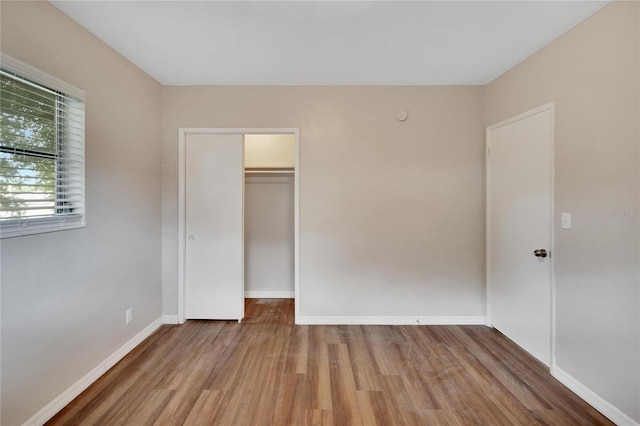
left=178, top=128, right=300, bottom=324
left=485, top=102, right=556, bottom=366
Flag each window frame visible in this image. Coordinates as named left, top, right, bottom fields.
left=0, top=54, right=85, bottom=238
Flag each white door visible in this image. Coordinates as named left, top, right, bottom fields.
left=185, top=133, right=244, bottom=320
left=488, top=105, right=553, bottom=366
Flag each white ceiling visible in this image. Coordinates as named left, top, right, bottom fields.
left=50, top=1, right=610, bottom=86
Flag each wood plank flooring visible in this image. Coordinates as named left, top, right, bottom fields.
left=48, top=299, right=612, bottom=425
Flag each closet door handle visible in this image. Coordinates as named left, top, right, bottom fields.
left=533, top=249, right=547, bottom=258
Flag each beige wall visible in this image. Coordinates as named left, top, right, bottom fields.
left=0, top=2, right=163, bottom=425
left=162, top=86, right=486, bottom=319
left=484, top=1, right=639, bottom=422
left=244, top=134, right=295, bottom=168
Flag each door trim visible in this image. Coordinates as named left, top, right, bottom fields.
left=178, top=128, right=300, bottom=324
left=486, top=102, right=555, bottom=366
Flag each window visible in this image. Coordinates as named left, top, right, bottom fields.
left=0, top=54, right=85, bottom=238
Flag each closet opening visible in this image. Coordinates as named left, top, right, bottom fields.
left=244, top=135, right=295, bottom=313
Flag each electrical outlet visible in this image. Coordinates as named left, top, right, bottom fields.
left=126, top=308, right=132, bottom=324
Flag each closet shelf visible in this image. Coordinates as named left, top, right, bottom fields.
left=245, top=167, right=294, bottom=174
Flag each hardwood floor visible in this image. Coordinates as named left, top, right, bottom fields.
left=48, top=299, right=612, bottom=425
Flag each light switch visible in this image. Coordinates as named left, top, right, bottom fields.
left=561, top=213, right=571, bottom=230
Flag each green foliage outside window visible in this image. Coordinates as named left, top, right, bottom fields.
left=0, top=73, right=59, bottom=219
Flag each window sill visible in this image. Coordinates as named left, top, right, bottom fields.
left=0, top=215, right=85, bottom=239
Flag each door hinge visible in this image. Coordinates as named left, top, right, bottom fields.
left=487, top=148, right=491, bottom=158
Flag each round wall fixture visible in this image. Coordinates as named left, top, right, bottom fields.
left=396, top=110, right=408, bottom=121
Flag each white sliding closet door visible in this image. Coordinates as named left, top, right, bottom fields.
left=185, top=133, right=244, bottom=320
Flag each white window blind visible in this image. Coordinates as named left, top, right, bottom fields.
left=0, top=54, right=85, bottom=238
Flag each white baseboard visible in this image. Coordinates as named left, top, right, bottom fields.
left=162, top=314, right=179, bottom=324
left=245, top=290, right=295, bottom=299
left=551, top=365, right=639, bottom=426
left=296, top=315, right=486, bottom=325
left=22, top=317, right=163, bottom=426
